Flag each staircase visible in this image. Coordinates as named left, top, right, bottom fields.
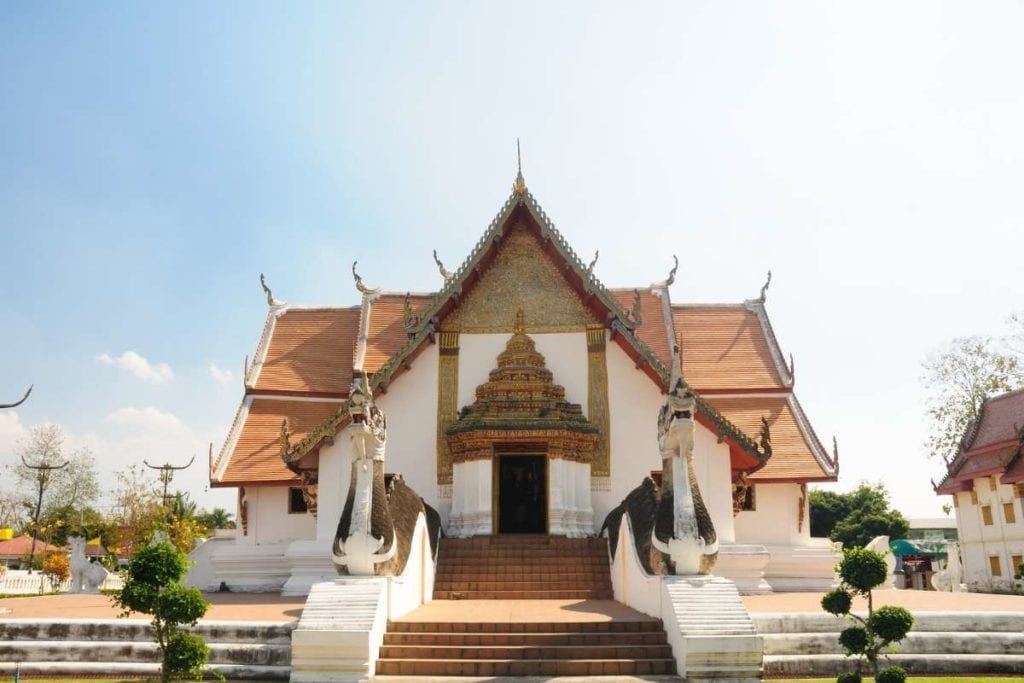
left=433, top=535, right=613, bottom=600
left=377, top=618, right=677, bottom=677
left=376, top=534, right=679, bottom=678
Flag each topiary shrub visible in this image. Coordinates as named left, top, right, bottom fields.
left=112, top=541, right=213, bottom=682
left=826, top=547, right=914, bottom=682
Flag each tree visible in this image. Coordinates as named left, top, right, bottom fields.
left=810, top=482, right=909, bottom=549
left=922, top=336, right=1024, bottom=462
left=109, top=465, right=162, bottom=559
left=113, top=541, right=212, bottom=682
left=822, top=548, right=914, bottom=682
left=42, top=553, right=70, bottom=592
left=197, top=507, right=234, bottom=532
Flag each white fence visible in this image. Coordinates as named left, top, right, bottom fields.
left=0, top=570, right=124, bottom=595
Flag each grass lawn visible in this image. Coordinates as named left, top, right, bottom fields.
left=770, top=679, right=1024, bottom=683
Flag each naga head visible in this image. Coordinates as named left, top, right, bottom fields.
left=658, top=379, right=696, bottom=455
left=348, top=372, right=386, bottom=453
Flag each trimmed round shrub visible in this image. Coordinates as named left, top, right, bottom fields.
left=821, top=588, right=853, bottom=616
left=127, top=542, right=188, bottom=587
left=868, top=605, right=914, bottom=643
left=875, top=665, right=907, bottom=683
left=837, top=671, right=862, bottom=683
left=165, top=631, right=209, bottom=679
left=838, top=626, right=869, bottom=654
left=838, top=548, right=888, bottom=593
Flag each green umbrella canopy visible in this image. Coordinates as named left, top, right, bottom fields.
left=890, top=538, right=948, bottom=557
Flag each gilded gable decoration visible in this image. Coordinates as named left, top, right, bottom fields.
left=445, top=313, right=599, bottom=464
left=447, top=226, right=598, bottom=333
left=435, top=325, right=460, bottom=485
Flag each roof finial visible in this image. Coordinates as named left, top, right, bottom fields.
left=757, top=270, right=772, bottom=303
left=664, top=255, right=679, bottom=287
left=513, top=138, right=527, bottom=194
left=433, top=249, right=454, bottom=282
left=260, top=273, right=281, bottom=306
left=352, top=261, right=380, bottom=295
left=586, top=250, right=599, bottom=276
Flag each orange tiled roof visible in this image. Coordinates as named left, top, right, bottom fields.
left=611, top=288, right=672, bottom=369
left=965, top=388, right=1024, bottom=451
left=0, top=535, right=63, bottom=558
left=673, top=306, right=786, bottom=391
left=254, top=308, right=360, bottom=395
left=218, top=398, right=341, bottom=486
left=1003, top=452, right=1024, bottom=484
left=364, top=294, right=434, bottom=373
left=705, top=395, right=832, bottom=480
left=936, top=388, right=1024, bottom=493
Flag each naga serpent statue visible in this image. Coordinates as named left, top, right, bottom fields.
left=332, top=373, right=398, bottom=575
left=651, top=377, right=719, bottom=575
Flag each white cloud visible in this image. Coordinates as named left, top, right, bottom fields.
left=106, top=406, right=187, bottom=435
left=0, top=412, right=28, bottom=456
left=97, top=351, right=173, bottom=384
left=209, top=363, right=233, bottom=386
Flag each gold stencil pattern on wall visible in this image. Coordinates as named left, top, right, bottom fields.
left=436, top=327, right=460, bottom=485
left=447, top=224, right=598, bottom=333
left=587, top=325, right=611, bottom=476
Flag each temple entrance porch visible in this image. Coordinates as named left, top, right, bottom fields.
left=497, top=454, right=546, bottom=534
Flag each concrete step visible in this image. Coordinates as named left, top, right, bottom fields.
left=765, top=631, right=1024, bottom=656
left=764, top=653, right=1024, bottom=676
left=0, top=640, right=290, bottom=666
left=0, top=661, right=288, bottom=680
left=0, top=619, right=294, bottom=644
left=375, top=657, right=677, bottom=677
left=378, top=644, right=674, bottom=660
left=383, top=631, right=668, bottom=646
left=434, top=589, right=614, bottom=600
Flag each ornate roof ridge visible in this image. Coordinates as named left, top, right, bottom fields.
left=786, top=393, right=838, bottom=479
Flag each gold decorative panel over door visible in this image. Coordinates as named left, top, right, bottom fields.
left=447, top=224, right=598, bottom=333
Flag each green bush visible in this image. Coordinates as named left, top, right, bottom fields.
left=825, top=546, right=913, bottom=682
left=836, top=671, right=862, bottom=683
left=821, top=588, right=853, bottom=615
left=875, top=665, right=908, bottom=683
left=868, top=605, right=913, bottom=644
left=838, top=547, right=888, bottom=594
left=112, top=541, right=211, bottom=683
left=838, top=626, right=869, bottom=654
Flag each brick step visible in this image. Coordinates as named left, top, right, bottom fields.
left=433, top=589, right=614, bottom=600
left=434, top=573, right=611, bottom=583
left=386, top=620, right=664, bottom=634
left=434, top=580, right=612, bottom=591
left=440, top=548, right=608, bottom=557
left=379, top=643, right=674, bottom=660
left=383, top=631, right=668, bottom=646
left=374, top=657, right=677, bottom=677
left=442, top=536, right=607, bottom=547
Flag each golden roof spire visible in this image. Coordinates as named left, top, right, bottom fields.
left=513, top=138, right=527, bottom=194
left=513, top=308, right=526, bottom=335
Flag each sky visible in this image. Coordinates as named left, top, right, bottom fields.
left=1, top=2, right=1023, bottom=519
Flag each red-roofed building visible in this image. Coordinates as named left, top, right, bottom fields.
left=934, top=388, right=1024, bottom=591
left=0, top=535, right=64, bottom=569
left=203, top=170, right=839, bottom=596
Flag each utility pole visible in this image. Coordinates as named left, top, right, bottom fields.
left=144, top=456, right=195, bottom=509
left=21, top=455, right=68, bottom=573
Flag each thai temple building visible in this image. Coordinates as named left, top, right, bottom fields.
left=192, top=162, right=842, bottom=680
left=935, top=388, right=1024, bottom=592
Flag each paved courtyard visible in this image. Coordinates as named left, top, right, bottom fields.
left=2, top=589, right=1023, bottom=622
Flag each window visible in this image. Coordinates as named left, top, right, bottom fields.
left=989, top=555, right=1002, bottom=577
left=288, top=487, right=309, bottom=514
left=1004, top=502, right=1017, bottom=525
left=1011, top=554, right=1023, bottom=576
left=982, top=505, right=994, bottom=525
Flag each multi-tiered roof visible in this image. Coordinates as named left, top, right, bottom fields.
left=210, top=172, right=838, bottom=488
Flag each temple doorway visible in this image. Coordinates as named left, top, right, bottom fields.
left=497, top=455, right=547, bottom=534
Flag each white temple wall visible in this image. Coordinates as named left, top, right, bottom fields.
left=315, top=433, right=352, bottom=542
left=252, top=486, right=315, bottom=545
left=375, top=344, right=440, bottom=512
left=693, top=425, right=736, bottom=544
left=734, top=483, right=807, bottom=546
left=952, top=481, right=1024, bottom=591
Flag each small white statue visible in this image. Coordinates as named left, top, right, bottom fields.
left=931, top=542, right=963, bottom=592
left=865, top=535, right=897, bottom=589
left=67, top=536, right=109, bottom=594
